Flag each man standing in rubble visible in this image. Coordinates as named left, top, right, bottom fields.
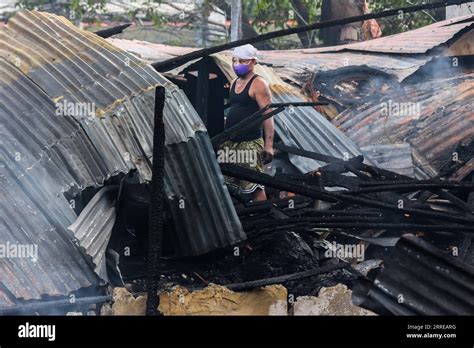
left=222, top=44, right=274, bottom=201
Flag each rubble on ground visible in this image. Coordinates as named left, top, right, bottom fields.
left=159, top=284, right=287, bottom=316
left=293, top=284, right=376, bottom=316
left=111, top=288, right=147, bottom=316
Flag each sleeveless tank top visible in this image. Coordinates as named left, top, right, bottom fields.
left=226, top=74, right=263, bottom=142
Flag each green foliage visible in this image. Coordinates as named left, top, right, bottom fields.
left=241, top=0, right=438, bottom=35
left=368, top=0, right=438, bottom=36
left=147, top=8, right=168, bottom=28
left=71, top=0, right=107, bottom=22
left=244, top=0, right=321, bottom=32
left=237, top=0, right=321, bottom=48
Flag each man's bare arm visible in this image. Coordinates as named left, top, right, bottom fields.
left=253, top=78, right=274, bottom=158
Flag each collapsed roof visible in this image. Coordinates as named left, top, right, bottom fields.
left=0, top=10, right=244, bottom=310
left=1, top=9, right=473, bottom=315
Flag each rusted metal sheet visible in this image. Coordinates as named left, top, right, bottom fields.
left=107, top=38, right=198, bottom=61
left=109, top=16, right=473, bottom=84
left=257, top=16, right=473, bottom=84
left=307, top=15, right=474, bottom=54
left=257, top=50, right=428, bottom=83
left=333, top=73, right=474, bottom=174
left=107, top=38, right=201, bottom=75
left=109, top=38, right=428, bottom=82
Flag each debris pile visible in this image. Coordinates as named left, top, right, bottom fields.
left=159, top=284, right=287, bottom=316
left=294, top=284, right=375, bottom=316
left=103, top=283, right=377, bottom=316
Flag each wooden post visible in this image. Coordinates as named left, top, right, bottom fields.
left=146, top=86, right=166, bottom=316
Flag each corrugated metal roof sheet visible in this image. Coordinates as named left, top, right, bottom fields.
left=257, top=16, right=473, bottom=83
left=107, top=39, right=198, bottom=62
left=333, top=73, right=474, bottom=173
left=165, top=132, right=246, bottom=256
left=68, top=186, right=117, bottom=283
left=108, top=38, right=428, bottom=82
left=107, top=39, right=201, bottom=76
left=67, top=132, right=247, bottom=274
left=353, top=234, right=474, bottom=315
left=1, top=10, right=244, bottom=308
left=257, top=51, right=428, bottom=83
left=109, top=16, right=472, bottom=84
left=1, top=61, right=103, bottom=307
left=212, top=53, right=372, bottom=173
left=306, top=15, right=474, bottom=55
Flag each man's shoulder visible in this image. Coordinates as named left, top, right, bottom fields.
left=252, top=75, right=269, bottom=89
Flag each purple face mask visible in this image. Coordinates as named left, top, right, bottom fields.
left=233, top=63, right=250, bottom=77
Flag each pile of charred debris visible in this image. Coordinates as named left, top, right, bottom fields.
left=44, top=91, right=473, bottom=316
left=157, top=140, right=474, bottom=315
left=104, top=122, right=474, bottom=316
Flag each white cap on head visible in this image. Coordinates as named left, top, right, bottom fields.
left=232, top=44, right=259, bottom=62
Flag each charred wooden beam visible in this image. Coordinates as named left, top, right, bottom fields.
left=146, top=86, right=166, bottom=316
left=245, top=220, right=474, bottom=233
left=274, top=141, right=345, bottom=164
left=221, top=163, right=474, bottom=225
left=95, top=23, right=131, bottom=38
left=212, top=102, right=326, bottom=148
left=236, top=202, right=273, bottom=216
left=196, top=57, right=210, bottom=124
left=351, top=181, right=474, bottom=213
left=276, top=143, right=467, bottom=213
left=212, top=106, right=284, bottom=148
left=359, top=180, right=474, bottom=187
left=459, top=234, right=473, bottom=262
left=325, top=192, right=474, bottom=226
left=220, top=162, right=338, bottom=202
left=429, top=189, right=473, bottom=213
left=274, top=142, right=409, bottom=181
left=224, top=262, right=350, bottom=291
left=346, top=183, right=474, bottom=194
left=285, top=208, right=383, bottom=217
